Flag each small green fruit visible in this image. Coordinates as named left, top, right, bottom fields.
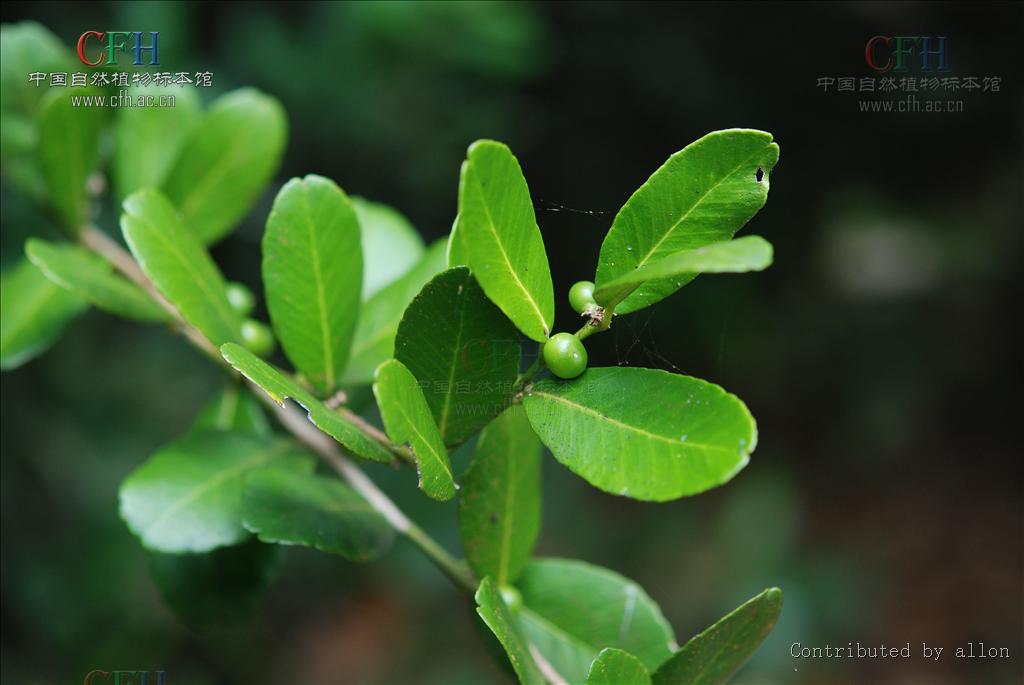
left=499, top=585, right=523, bottom=613
left=241, top=319, right=275, bottom=357
left=226, top=282, right=256, bottom=316
left=568, top=280, right=596, bottom=314
left=543, top=332, right=588, bottom=379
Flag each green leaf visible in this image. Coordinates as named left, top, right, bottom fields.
left=113, top=84, right=201, bottom=201
left=221, top=342, right=395, bottom=464
left=459, top=406, right=541, bottom=585
left=652, top=588, right=782, bottom=685
left=373, top=359, right=455, bottom=501
left=162, top=88, right=287, bottom=244
left=1, top=22, right=73, bottom=118
left=352, top=196, right=424, bottom=299
left=515, top=558, right=676, bottom=684
left=119, top=430, right=314, bottom=553
left=587, top=649, right=652, bottom=685
left=0, top=258, right=86, bottom=370
left=25, top=238, right=168, bottom=323
left=263, top=175, right=362, bottom=395
left=594, top=236, right=774, bottom=312
left=37, top=88, right=104, bottom=231
left=1, top=22, right=74, bottom=200
left=475, top=577, right=547, bottom=685
left=344, top=239, right=447, bottom=385
left=394, top=267, right=521, bottom=445
left=523, top=367, right=756, bottom=501
left=191, top=385, right=271, bottom=437
left=595, top=130, right=779, bottom=314
left=242, top=468, right=394, bottom=562
left=457, top=140, right=554, bottom=342
left=149, top=538, right=281, bottom=628
left=121, top=189, right=243, bottom=345
left=446, top=214, right=469, bottom=267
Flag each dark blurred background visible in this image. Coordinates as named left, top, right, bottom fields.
left=2, top=2, right=1022, bottom=684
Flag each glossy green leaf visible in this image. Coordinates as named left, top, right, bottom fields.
left=459, top=406, right=541, bottom=585
left=149, top=538, right=281, bottom=628
left=457, top=140, right=554, bottom=341
left=119, top=430, right=314, bottom=553
left=353, top=196, right=424, bottom=299
left=1, top=22, right=73, bottom=200
left=344, top=239, right=447, bottom=384
left=0, top=258, right=86, bottom=370
left=373, top=359, right=455, bottom=501
left=395, top=267, right=521, bottom=445
left=242, top=468, right=394, bottom=562
left=263, top=175, right=362, bottom=395
left=652, top=588, right=783, bottom=685
left=587, top=648, right=652, bottom=685
left=37, top=88, right=104, bottom=231
left=516, top=558, right=676, bottom=684
left=162, top=88, right=287, bottom=244
left=113, top=84, right=201, bottom=201
left=446, top=214, right=469, bottom=267
left=594, top=236, right=774, bottom=311
left=25, top=238, right=168, bottom=323
left=595, top=130, right=779, bottom=314
left=221, top=342, right=395, bottom=464
left=192, top=385, right=271, bottom=437
left=121, top=189, right=243, bottom=345
left=476, top=577, right=546, bottom=685
left=524, top=367, right=757, bottom=501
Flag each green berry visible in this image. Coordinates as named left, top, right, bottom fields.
left=543, top=332, right=588, bottom=379
left=241, top=319, right=275, bottom=357
left=226, top=282, right=256, bottom=316
left=499, top=585, right=523, bottom=613
left=568, top=280, right=596, bottom=314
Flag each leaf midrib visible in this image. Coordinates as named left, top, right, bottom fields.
left=176, top=108, right=260, bottom=226
left=391, top=398, right=453, bottom=482
left=529, top=389, right=730, bottom=454
left=496, top=442, right=517, bottom=586
left=129, top=210, right=238, bottom=340
left=469, top=172, right=549, bottom=337
left=298, top=181, right=336, bottom=389
left=437, top=279, right=470, bottom=438
left=631, top=145, right=769, bottom=272
left=143, top=441, right=293, bottom=540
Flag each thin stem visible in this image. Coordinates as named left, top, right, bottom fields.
left=256, top=386, right=475, bottom=593
left=80, top=226, right=224, bottom=364
left=513, top=347, right=545, bottom=391
left=80, top=224, right=474, bottom=593
left=337, top=406, right=414, bottom=464
left=575, top=306, right=613, bottom=341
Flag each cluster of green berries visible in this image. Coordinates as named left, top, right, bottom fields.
left=226, top=282, right=275, bottom=357
left=542, top=281, right=597, bottom=380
